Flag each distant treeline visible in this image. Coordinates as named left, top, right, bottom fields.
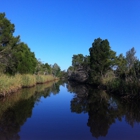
left=0, top=12, right=65, bottom=77
left=68, top=38, right=140, bottom=98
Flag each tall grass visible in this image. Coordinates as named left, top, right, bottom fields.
left=36, top=75, right=56, bottom=84
left=0, top=74, right=21, bottom=96
left=21, top=74, right=36, bottom=87
left=0, top=74, right=58, bottom=97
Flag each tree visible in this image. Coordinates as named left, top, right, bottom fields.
left=72, top=54, right=90, bottom=71
left=83, top=55, right=90, bottom=68
left=52, top=63, right=61, bottom=77
left=89, top=38, right=116, bottom=84
left=59, top=70, right=67, bottom=78
left=72, top=54, right=84, bottom=68
left=0, top=13, right=20, bottom=73
left=12, top=42, right=37, bottom=74
left=115, top=54, right=127, bottom=79
left=125, top=47, right=139, bottom=82
left=44, top=63, right=52, bottom=74
left=133, top=60, right=140, bottom=79
left=0, top=13, right=15, bottom=48
left=126, top=47, right=137, bottom=70
left=0, top=12, right=37, bottom=74
left=67, top=66, right=74, bottom=71
left=35, top=59, right=44, bottom=74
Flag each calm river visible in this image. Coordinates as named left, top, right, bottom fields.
left=0, top=80, right=140, bottom=140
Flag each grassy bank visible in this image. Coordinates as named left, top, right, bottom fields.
left=36, top=75, right=57, bottom=84
left=0, top=74, right=58, bottom=97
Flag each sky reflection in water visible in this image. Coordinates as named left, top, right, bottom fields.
left=19, top=84, right=91, bottom=140
left=0, top=81, right=140, bottom=140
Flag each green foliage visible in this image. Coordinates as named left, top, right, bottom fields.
left=0, top=12, right=16, bottom=73
left=68, top=38, right=140, bottom=98
left=10, top=42, right=37, bottom=74
left=126, top=47, right=137, bottom=70
left=52, top=63, right=61, bottom=77
left=44, top=63, right=52, bottom=74
left=0, top=13, right=15, bottom=48
left=72, top=54, right=84, bottom=68
left=115, top=47, right=140, bottom=83
left=89, top=38, right=116, bottom=84
left=35, top=59, right=52, bottom=75
left=82, top=55, right=90, bottom=69
left=0, top=12, right=37, bottom=74
left=67, top=66, right=74, bottom=72
left=101, top=70, right=116, bottom=85
left=133, top=60, right=140, bottom=79
left=68, top=38, right=140, bottom=95
left=35, top=60, right=62, bottom=77
left=72, top=54, right=90, bottom=70
left=59, top=70, right=67, bottom=78
left=115, top=54, right=127, bottom=79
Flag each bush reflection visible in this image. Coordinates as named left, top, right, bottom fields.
left=67, top=81, right=140, bottom=138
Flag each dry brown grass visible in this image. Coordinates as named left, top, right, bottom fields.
left=0, top=74, right=58, bottom=97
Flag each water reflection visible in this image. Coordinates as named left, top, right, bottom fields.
left=87, top=89, right=117, bottom=138
left=122, top=100, right=140, bottom=127
left=1, top=80, right=140, bottom=139
left=0, top=80, right=60, bottom=140
left=67, top=82, right=89, bottom=114
left=67, top=81, right=140, bottom=139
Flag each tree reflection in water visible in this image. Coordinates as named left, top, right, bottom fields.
left=67, top=82, right=89, bottom=114
left=87, top=89, right=117, bottom=138
left=68, top=81, right=140, bottom=139
left=1, top=80, right=140, bottom=139
left=0, top=81, right=60, bottom=140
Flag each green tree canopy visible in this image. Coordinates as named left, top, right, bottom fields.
left=89, top=38, right=116, bottom=84
left=44, top=63, right=52, bottom=74
left=52, top=63, right=61, bottom=77
left=0, top=13, right=15, bottom=48
left=0, top=12, right=37, bottom=74
left=126, top=47, right=137, bottom=70
left=72, top=54, right=84, bottom=67
left=12, top=42, right=37, bottom=74
left=115, top=53, right=127, bottom=78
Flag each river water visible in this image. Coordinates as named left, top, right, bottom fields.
left=0, top=80, right=140, bottom=140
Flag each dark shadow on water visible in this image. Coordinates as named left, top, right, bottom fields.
left=1, top=80, right=140, bottom=139
left=0, top=80, right=61, bottom=140
left=67, top=81, right=140, bottom=139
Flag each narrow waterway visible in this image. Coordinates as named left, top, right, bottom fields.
left=0, top=80, right=140, bottom=140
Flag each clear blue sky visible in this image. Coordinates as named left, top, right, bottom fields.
left=1, top=0, right=140, bottom=70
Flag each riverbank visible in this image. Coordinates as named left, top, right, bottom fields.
left=0, top=74, right=59, bottom=97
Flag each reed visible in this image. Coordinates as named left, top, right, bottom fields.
left=0, top=74, right=22, bottom=96
left=36, top=75, right=56, bottom=84
left=21, top=74, right=36, bottom=87
left=0, top=74, right=59, bottom=97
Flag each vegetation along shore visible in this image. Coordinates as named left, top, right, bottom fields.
left=0, top=74, right=58, bottom=97
left=67, top=38, right=140, bottom=99
left=1, top=12, right=140, bottom=100
left=0, top=13, right=62, bottom=97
